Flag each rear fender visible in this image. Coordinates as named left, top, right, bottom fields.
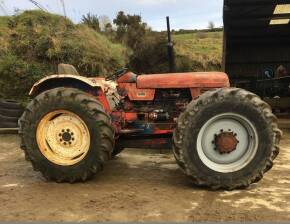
left=29, top=74, right=111, bottom=112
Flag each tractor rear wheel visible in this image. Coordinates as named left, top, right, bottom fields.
left=19, top=87, right=114, bottom=183
left=173, top=88, right=282, bottom=190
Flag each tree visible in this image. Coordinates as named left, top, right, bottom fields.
left=99, top=15, right=111, bottom=32
left=208, top=21, right=215, bottom=30
left=113, top=11, right=147, bottom=50
left=104, top=22, right=113, bottom=33
left=113, top=11, right=128, bottom=42
left=112, top=11, right=172, bottom=74
left=81, top=13, right=100, bottom=32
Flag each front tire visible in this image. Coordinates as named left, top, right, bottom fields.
left=173, top=88, right=282, bottom=190
left=19, top=87, right=114, bottom=183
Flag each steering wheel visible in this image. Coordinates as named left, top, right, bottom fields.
left=106, top=68, right=129, bottom=81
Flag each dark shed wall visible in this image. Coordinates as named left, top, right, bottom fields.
left=223, top=0, right=290, bottom=80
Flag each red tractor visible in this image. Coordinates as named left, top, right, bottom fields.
left=19, top=65, right=282, bottom=190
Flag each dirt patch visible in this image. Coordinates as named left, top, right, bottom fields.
left=0, top=130, right=289, bottom=222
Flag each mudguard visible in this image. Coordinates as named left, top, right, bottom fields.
left=29, top=74, right=106, bottom=96
left=29, top=74, right=112, bottom=112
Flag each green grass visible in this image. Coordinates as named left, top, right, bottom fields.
left=173, top=32, right=223, bottom=71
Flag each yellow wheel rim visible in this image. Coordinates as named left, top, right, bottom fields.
left=36, top=110, right=91, bottom=166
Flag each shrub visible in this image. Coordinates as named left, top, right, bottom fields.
left=129, top=32, right=169, bottom=74
left=6, top=10, right=128, bottom=76
left=0, top=54, right=52, bottom=101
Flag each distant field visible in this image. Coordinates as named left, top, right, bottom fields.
left=173, top=32, right=223, bottom=71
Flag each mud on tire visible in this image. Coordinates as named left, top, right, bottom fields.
left=173, top=88, right=282, bottom=190
left=19, top=87, right=114, bottom=183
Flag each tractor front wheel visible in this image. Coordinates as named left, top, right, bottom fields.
left=173, top=88, right=282, bottom=190
left=19, top=87, right=114, bottom=183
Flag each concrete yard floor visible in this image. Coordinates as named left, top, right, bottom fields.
left=0, top=130, right=289, bottom=222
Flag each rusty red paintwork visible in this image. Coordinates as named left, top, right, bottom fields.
left=190, top=88, right=201, bottom=99
left=117, top=72, right=137, bottom=83
left=96, top=89, right=112, bottom=113
left=118, top=83, right=156, bottom=101
left=137, top=72, right=230, bottom=89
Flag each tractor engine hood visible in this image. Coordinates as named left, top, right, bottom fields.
left=137, top=72, right=230, bottom=89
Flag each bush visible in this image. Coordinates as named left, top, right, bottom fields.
left=129, top=32, right=169, bottom=74
left=5, top=10, right=128, bottom=76
left=0, top=54, right=52, bottom=101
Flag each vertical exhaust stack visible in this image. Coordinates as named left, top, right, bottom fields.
left=166, top=16, right=175, bottom=73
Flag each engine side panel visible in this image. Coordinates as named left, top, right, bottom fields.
left=118, top=83, right=155, bottom=101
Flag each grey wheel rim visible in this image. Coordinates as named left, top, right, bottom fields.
left=197, top=113, right=258, bottom=173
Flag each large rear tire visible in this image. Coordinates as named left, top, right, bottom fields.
left=173, top=88, right=282, bottom=190
left=19, top=87, right=114, bottom=183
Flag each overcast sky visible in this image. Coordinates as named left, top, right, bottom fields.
left=1, top=0, right=224, bottom=31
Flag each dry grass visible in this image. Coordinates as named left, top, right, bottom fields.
left=173, top=32, right=223, bottom=71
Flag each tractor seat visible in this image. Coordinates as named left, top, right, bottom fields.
left=137, top=72, right=230, bottom=89
left=58, top=64, right=80, bottom=76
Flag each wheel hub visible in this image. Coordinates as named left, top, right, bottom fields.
left=62, top=132, right=71, bottom=142
left=59, top=129, right=75, bottom=145
left=214, top=131, right=239, bottom=154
